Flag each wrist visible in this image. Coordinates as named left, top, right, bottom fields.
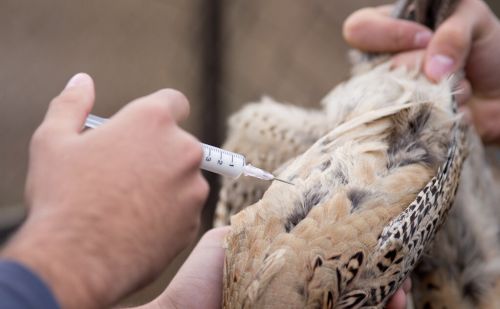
left=1, top=214, right=110, bottom=308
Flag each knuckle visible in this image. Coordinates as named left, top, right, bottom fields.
left=197, top=176, right=210, bottom=202
left=343, top=8, right=373, bottom=41
left=162, top=88, right=190, bottom=121
left=191, top=175, right=209, bottom=207
left=187, top=138, right=204, bottom=164
left=30, top=124, right=53, bottom=148
left=29, top=123, right=65, bottom=154
left=444, top=28, right=468, bottom=52
left=392, top=26, right=408, bottom=47
left=158, top=88, right=189, bottom=107
left=152, top=88, right=189, bottom=120
left=178, top=135, right=203, bottom=167
left=52, top=89, right=82, bottom=107
left=342, top=8, right=368, bottom=42
left=134, top=99, right=174, bottom=124
left=129, top=89, right=190, bottom=124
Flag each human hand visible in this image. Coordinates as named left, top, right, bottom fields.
left=129, top=226, right=229, bottom=309
left=128, top=226, right=408, bottom=309
left=1, top=73, right=209, bottom=308
left=385, top=278, right=412, bottom=309
left=343, top=0, right=500, bottom=144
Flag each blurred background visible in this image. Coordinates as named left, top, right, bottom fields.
left=1, top=0, right=499, bottom=305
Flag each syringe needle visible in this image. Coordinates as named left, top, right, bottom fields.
left=273, top=177, right=294, bottom=186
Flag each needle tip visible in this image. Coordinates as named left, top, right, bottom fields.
left=273, top=177, right=294, bottom=185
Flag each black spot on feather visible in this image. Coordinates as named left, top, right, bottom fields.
left=384, top=249, right=397, bottom=262
left=319, top=160, right=331, bottom=171
left=333, top=168, right=349, bottom=185
left=297, top=285, right=305, bottom=297
left=347, top=188, right=369, bottom=211
left=386, top=104, right=441, bottom=170
left=304, top=188, right=325, bottom=209
left=463, top=280, right=483, bottom=304
left=427, top=283, right=440, bottom=290
left=370, top=288, right=377, bottom=302
left=377, top=262, right=389, bottom=272
left=388, top=281, right=396, bottom=293
left=336, top=269, right=342, bottom=294
left=314, top=257, right=323, bottom=269
left=285, top=210, right=304, bottom=232
left=285, top=185, right=326, bottom=232
left=380, top=285, right=387, bottom=299
left=327, top=291, right=334, bottom=309
left=328, top=254, right=341, bottom=261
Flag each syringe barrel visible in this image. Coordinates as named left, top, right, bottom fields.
left=83, top=115, right=248, bottom=179
left=200, top=143, right=245, bottom=179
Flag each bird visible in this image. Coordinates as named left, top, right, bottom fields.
left=215, top=0, right=500, bottom=307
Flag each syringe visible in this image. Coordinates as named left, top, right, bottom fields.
left=84, top=114, right=293, bottom=184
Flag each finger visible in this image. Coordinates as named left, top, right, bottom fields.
left=385, top=288, right=406, bottom=309
left=145, top=89, right=190, bottom=123
left=155, top=227, right=230, bottom=309
left=390, top=49, right=426, bottom=71
left=402, top=278, right=412, bottom=293
left=458, top=106, right=473, bottom=125
left=454, top=79, right=472, bottom=107
left=376, top=5, right=394, bottom=16
left=424, top=0, right=494, bottom=81
left=467, top=98, right=500, bottom=144
left=43, top=73, right=95, bottom=134
left=117, top=88, right=191, bottom=126
left=344, top=7, right=433, bottom=52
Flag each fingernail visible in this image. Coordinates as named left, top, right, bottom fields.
left=65, top=73, right=91, bottom=89
left=414, top=30, right=432, bottom=47
left=426, top=54, right=454, bottom=81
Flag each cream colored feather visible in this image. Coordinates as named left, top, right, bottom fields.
left=216, top=0, right=500, bottom=308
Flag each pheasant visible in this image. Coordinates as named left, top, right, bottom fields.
left=216, top=0, right=500, bottom=308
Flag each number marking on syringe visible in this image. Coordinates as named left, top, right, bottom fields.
left=205, top=147, right=212, bottom=162
left=218, top=149, right=223, bottom=165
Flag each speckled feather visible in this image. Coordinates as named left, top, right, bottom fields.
left=217, top=0, right=500, bottom=308
left=222, top=65, right=466, bottom=308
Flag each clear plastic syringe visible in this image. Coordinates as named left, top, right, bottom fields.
left=84, top=114, right=293, bottom=184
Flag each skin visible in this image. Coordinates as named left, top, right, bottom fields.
left=343, top=0, right=500, bottom=144
left=1, top=73, right=210, bottom=308
left=129, top=226, right=230, bottom=309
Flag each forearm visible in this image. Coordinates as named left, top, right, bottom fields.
left=0, top=260, right=60, bottom=309
left=1, top=215, right=109, bottom=308
left=2, top=73, right=207, bottom=308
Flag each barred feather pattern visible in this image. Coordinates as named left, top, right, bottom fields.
left=217, top=0, right=500, bottom=307
left=221, top=63, right=471, bottom=308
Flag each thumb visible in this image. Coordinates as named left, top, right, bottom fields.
left=43, top=73, right=95, bottom=134
left=153, top=227, right=230, bottom=309
left=424, top=0, right=491, bottom=81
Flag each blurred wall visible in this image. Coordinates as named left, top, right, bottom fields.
left=1, top=0, right=499, bottom=305
left=0, top=0, right=206, bottom=210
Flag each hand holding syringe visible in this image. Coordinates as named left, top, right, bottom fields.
left=85, top=114, right=293, bottom=184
